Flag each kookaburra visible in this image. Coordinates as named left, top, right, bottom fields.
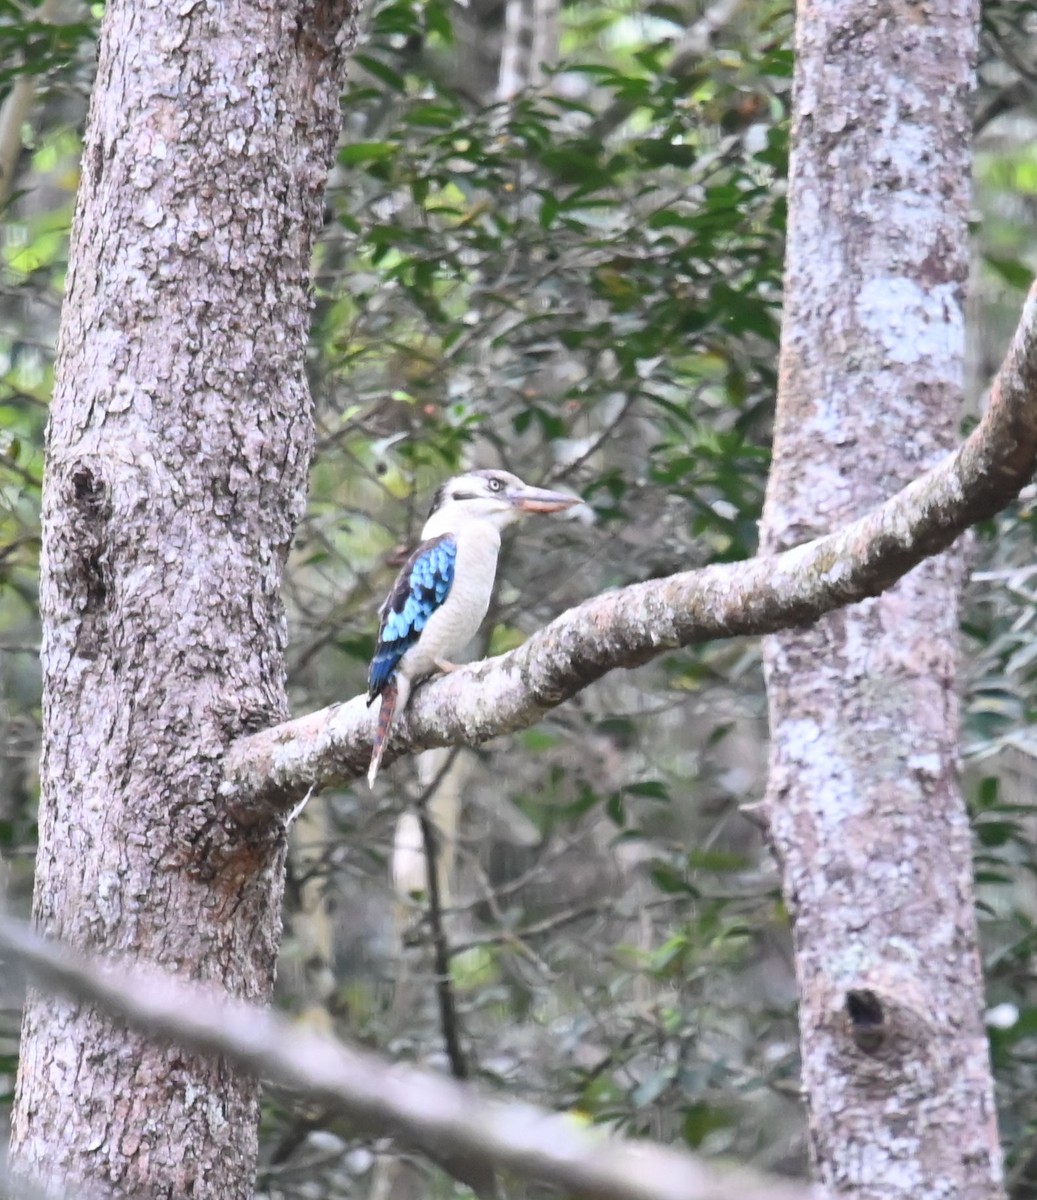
left=366, top=468, right=578, bottom=786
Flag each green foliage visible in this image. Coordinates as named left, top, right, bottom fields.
left=0, top=3, right=96, bottom=89
left=2, top=0, right=1037, bottom=1195
left=310, top=0, right=785, bottom=563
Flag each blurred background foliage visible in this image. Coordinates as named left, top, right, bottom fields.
left=2, top=0, right=1037, bottom=1195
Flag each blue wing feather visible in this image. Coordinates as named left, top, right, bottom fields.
left=368, top=534, right=456, bottom=701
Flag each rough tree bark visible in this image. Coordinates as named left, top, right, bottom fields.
left=11, top=1, right=357, bottom=1195
left=760, top=1, right=1003, bottom=1197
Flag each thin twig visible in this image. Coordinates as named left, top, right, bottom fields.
left=412, top=748, right=470, bottom=1080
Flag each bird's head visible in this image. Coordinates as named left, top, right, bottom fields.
left=423, top=469, right=578, bottom=535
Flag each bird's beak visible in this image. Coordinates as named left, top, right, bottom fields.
left=509, top=485, right=580, bottom=515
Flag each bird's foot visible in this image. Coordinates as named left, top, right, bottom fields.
left=433, top=658, right=462, bottom=674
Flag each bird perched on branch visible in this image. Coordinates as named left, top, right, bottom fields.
left=367, top=468, right=578, bottom=786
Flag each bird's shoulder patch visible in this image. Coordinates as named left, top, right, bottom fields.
left=368, top=534, right=457, bottom=700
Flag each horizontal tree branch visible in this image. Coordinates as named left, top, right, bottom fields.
left=0, top=916, right=818, bottom=1200
left=221, top=281, right=1037, bottom=819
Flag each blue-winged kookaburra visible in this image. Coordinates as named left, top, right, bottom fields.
left=366, top=468, right=578, bottom=786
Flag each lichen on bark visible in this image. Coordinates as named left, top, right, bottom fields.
left=760, top=1, right=1004, bottom=1196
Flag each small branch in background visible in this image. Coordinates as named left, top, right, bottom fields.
left=414, top=761, right=497, bottom=1199
left=668, top=0, right=748, bottom=75
left=402, top=745, right=471, bottom=1081
left=449, top=901, right=608, bottom=955
left=0, top=0, right=63, bottom=210
left=974, top=79, right=1036, bottom=133
left=418, top=799, right=469, bottom=1081
left=266, top=1105, right=336, bottom=1168
left=0, top=916, right=820, bottom=1200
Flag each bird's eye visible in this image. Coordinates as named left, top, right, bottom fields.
left=487, top=477, right=504, bottom=492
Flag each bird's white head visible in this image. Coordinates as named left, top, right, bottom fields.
left=422, top=469, right=578, bottom=538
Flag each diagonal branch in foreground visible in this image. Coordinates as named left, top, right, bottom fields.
left=222, top=283, right=1037, bottom=819
left=0, top=917, right=816, bottom=1200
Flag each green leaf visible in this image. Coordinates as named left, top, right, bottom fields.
left=339, top=141, right=399, bottom=166
left=353, top=53, right=406, bottom=92
left=605, top=790, right=626, bottom=826
left=681, top=1103, right=731, bottom=1148
left=976, top=820, right=1019, bottom=848
left=634, top=139, right=697, bottom=168
left=686, top=848, right=748, bottom=872
left=985, top=255, right=1033, bottom=289
left=624, top=780, right=669, bottom=800
left=650, top=862, right=694, bottom=895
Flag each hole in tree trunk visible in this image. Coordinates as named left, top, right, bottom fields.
left=846, top=987, right=887, bottom=1055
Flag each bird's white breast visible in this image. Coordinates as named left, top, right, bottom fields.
left=398, top=522, right=502, bottom=682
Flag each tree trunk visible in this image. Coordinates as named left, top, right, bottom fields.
left=760, top=1, right=1003, bottom=1197
left=11, top=1, right=356, bottom=1195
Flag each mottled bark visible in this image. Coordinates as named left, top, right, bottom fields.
left=760, top=1, right=1002, bottom=1197
left=11, top=1, right=357, bottom=1196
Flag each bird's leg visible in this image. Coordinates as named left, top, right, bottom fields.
left=433, top=658, right=462, bottom=674
left=367, top=679, right=399, bottom=789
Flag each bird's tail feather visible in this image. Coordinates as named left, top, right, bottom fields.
left=368, top=682, right=399, bottom=788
